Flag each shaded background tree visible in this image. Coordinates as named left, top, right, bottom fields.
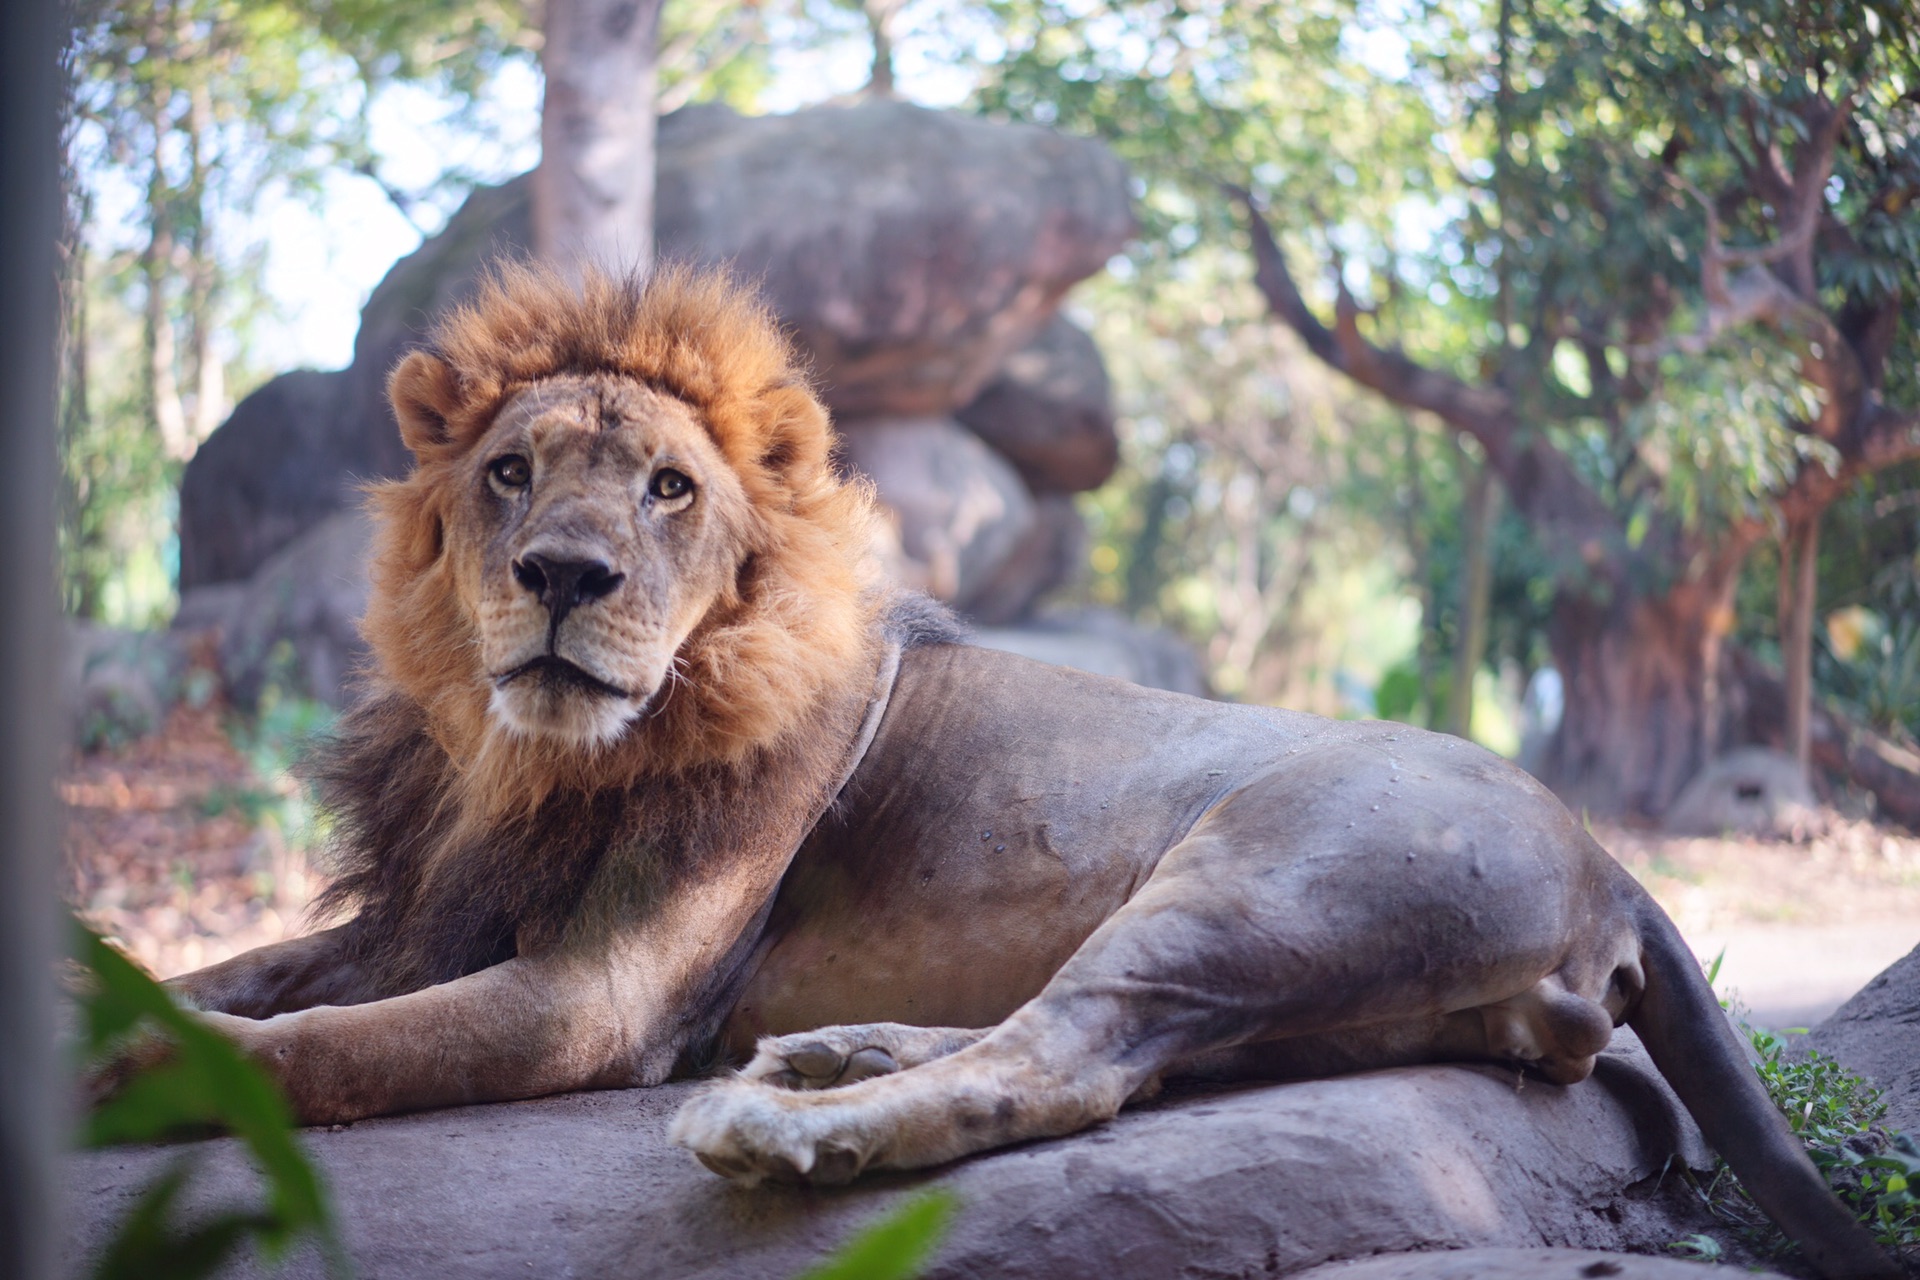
left=977, top=0, right=1920, bottom=821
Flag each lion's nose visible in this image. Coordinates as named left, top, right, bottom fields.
left=512, top=553, right=625, bottom=628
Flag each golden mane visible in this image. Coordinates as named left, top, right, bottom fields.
left=358, top=262, right=881, bottom=818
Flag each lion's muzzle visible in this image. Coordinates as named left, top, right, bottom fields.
left=511, top=551, right=626, bottom=639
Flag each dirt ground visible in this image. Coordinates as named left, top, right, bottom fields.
left=61, top=705, right=1920, bottom=1030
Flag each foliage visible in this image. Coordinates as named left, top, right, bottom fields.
left=971, top=0, right=1920, bottom=780
left=1739, top=1025, right=1920, bottom=1253
left=1683, top=981, right=1920, bottom=1266
left=796, top=1192, right=958, bottom=1280
left=73, top=920, right=346, bottom=1278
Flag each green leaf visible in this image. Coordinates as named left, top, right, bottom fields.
left=796, top=1192, right=959, bottom=1280
left=73, top=920, right=347, bottom=1276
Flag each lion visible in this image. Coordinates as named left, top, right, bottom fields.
left=145, top=264, right=1892, bottom=1279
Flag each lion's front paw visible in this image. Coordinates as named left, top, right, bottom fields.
left=741, top=1028, right=902, bottom=1091
left=670, top=1081, right=874, bottom=1187
left=82, top=1023, right=177, bottom=1110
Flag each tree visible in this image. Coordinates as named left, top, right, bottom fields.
left=979, top=0, right=1920, bottom=818
left=535, top=0, right=666, bottom=273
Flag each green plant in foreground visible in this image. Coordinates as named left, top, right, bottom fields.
left=1679, top=1015, right=1920, bottom=1264
left=74, top=920, right=347, bottom=1279
left=796, top=1191, right=957, bottom=1280
left=1745, top=1025, right=1920, bottom=1253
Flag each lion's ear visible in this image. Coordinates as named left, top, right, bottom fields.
left=388, top=350, right=461, bottom=458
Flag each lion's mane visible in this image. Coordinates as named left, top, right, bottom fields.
left=306, top=264, right=891, bottom=995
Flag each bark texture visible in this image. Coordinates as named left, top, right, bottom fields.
left=534, top=0, right=665, bottom=275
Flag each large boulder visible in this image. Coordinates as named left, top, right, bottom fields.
left=1808, top=942, right=1920, bottom=1136
left=65, top=1031, right=1744, bottom=1280
left=1661, top=747, right=1823, bottom=839
left=656, top=100, right=1134, bottom=418
left=177, top=369, right=356, bottom=591
left=839, top=416, right=1039, bottom=620
left=960, top=493, right=1088, bottom=626
left=178, top=181, right=535, bottom=589
left=954, top=312, right=1119, bottom=493
left=176, top=511, right=375, bottom=710
left=180, top=103, right=1133, bottom=588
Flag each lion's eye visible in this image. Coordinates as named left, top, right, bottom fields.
left=650, top=469, right=692, bottom=501
left=490, top=455, right=532, bottom=489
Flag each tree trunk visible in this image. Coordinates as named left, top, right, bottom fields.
left=185, top=78, right=222, bottom=447
left=534, top=0, right=666, bottom=278
left=1445, top=446, right=1499, bottom=738
left=1778, top=514, right=1819, bottom=769
left=864, top=0, right=907, bottom=97
left=1398, top=417, right=1438, bottom=723
left=1535, top=572, right=1739, bottom=819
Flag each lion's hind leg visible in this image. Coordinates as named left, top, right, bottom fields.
left=743, top=1024, right=988, bottom=1090
left=673, top=751, right=1627, bottom=1187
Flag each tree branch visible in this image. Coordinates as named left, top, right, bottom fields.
left=1229, top=185, right=1625, bottom=571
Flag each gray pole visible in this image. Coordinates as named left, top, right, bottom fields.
left=0, top=0, right=66, bottom=1276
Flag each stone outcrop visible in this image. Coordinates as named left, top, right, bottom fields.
left=1808, top=941, right=1920, bottom=1136
left=66, top=1031, right=1745, bottom=1280
left=975, top=604, right=1210, bottom=697
left=655, top=101, right=1134, bottom=419
left=183, top=511, right=374, bottom=709
left=1661, top=747, right=1824, bottom=839
left=181, top=102, right=1130, bottom=578
left=840, top=417, right=1037, bottom=620
left=177, top=369, right=356, bottom=591
left=1292, top=1249, right=1785, bottom=1279
left=954, top=312, right=1119, bottom=493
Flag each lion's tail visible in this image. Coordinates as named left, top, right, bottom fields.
left=1626, top=897, right=1898, bottom=1280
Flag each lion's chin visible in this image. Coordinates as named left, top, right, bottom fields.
left=487, top=680, right=646, bottom=752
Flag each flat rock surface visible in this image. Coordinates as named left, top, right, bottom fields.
left=66, top=1032, right=1733, bottom=1280
left=1292, top=1247, right=1787, bottom=1279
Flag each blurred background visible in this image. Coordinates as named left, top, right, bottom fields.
left=55, top=0, right=1920, bottom=1030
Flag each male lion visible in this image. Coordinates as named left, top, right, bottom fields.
left=150, top=265, right=1891, bottom=1279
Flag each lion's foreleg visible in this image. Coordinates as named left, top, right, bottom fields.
left=200, top=944, right=666, bottom=1125
left=164, top=924, right=379, bottom=1017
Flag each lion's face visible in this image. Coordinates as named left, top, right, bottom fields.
left=447, top=373, right=756, bottom=749
left=366, top=265, right=877, bottom=799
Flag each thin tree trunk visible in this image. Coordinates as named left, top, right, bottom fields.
left=141, top=47, right=188, bottom=461
left=1400, top=417, right=1437, bottom=723
left=185, top=78, right=222, bottom=446
left=864, top=0, right=906, bottom=97
left=1445, top=449, right=1500, bottom=738
left=1779, top=514, right=1820, bottom=769
left=1442, top=0, right=1511, bottom=741
left=534, top=0, right=666, bottom=279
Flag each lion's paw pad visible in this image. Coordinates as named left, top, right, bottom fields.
left=744, top=1034, right=900, bottom=1090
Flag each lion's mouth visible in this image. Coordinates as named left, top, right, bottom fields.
left=494, top=655, right=633, bottom=700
